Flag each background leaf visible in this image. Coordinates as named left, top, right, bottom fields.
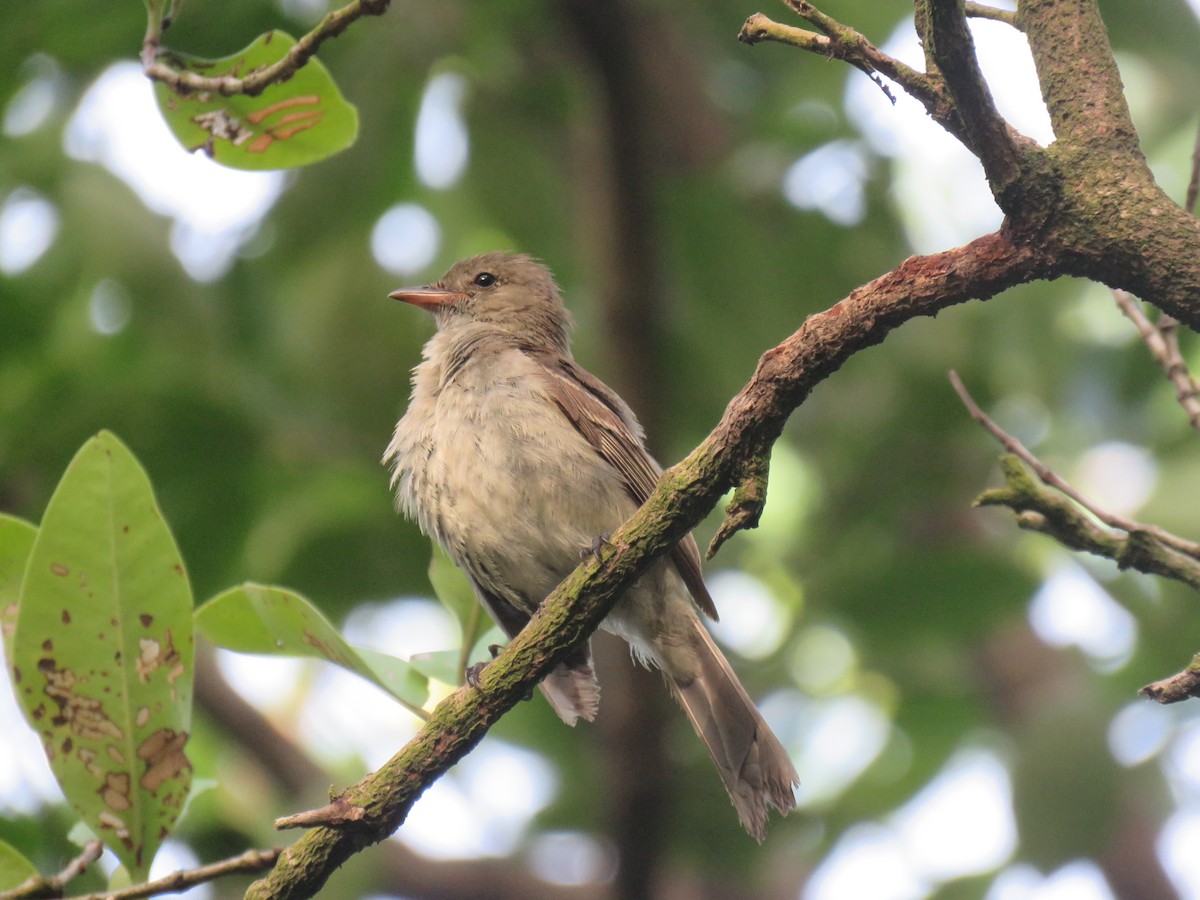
left=195, top=583, right=430, bottom=714
left=0, top=839, right=37, bottom=891
left=427, top=547, right=503, bottom=681
left=0, top=514, right=36, bottom=667
left=11, top=432, right=194, bottom=881
left=153, top=30, right=358, bottom=170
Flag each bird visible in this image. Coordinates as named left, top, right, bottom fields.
left=383, top=251, right=798, bottom=840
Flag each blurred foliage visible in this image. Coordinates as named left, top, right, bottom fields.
left=3, top=0, right=1200, bottom=897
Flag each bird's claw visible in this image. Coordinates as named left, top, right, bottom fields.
left=465, top=645, right=533, bottom=701
left=465, top=661, right=488, bottom=688
left=465, top=644, right=505, bottom=687
left=580, top=532, right=613, bottom=564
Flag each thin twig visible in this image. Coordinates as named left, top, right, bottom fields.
left=0, top=846, right=279, bottom=900
left=1187, top=116, right=1200, bottom=214
left=738, top=9, right=953, bottom=123
left=276, top=796, right=366, bottom=831
left=964, top=2, right=1019, bottom=27
left=1113, top=291, right=1200, bottom=432
left=143, top=0, right=391, bottom=97
left=71, top=849, right=280, bottom=900
left=949, top=370, right=1200, bottom=559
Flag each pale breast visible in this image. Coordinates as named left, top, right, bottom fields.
left=387, top=337, right=635, bottom=612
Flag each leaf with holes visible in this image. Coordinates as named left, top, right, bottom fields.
left=195, top=583, right=430, bottom=716
left=11, top=432, right=193, bottom=881
left=153, top=30, right=358, bottom=170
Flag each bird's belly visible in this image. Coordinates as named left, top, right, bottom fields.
left=405, top=385, right=635, bottom=611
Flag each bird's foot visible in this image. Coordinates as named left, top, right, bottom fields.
left=465, top=644, right=504, bottom=688
left=466, top=645, right=534, bottom=702
left=580, top=532, right=613, bottom=565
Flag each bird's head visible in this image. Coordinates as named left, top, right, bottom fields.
left=391, top=252, right=572, bottom=353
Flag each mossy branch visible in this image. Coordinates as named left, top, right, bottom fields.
left=976, top=456, right=1200, bottom=590
left=1141, top=653, right=1200, bottom=704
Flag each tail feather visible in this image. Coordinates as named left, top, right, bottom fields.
left=668, top=619, right=798, bottom=841
left=539, top=644, right=601, bottom=726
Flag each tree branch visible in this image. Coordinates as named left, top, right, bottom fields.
left=926, top=0, right=1024, bottom=195
left=1141, top=653, right=1200, bottom=704
left=142, top=0, right=391, bottom=97
left=1019, top=0, right=1140, bottom=154
left=974, top=455, right=1200, bottom=590
left=72, top=850, right=280, bottom=900
left=950, top=371, right=1200, bottom=562
left=1113, top=291, right=1200, bottom=432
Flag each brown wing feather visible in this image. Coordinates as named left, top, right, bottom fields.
left=535, top=352, right=719, bottom=621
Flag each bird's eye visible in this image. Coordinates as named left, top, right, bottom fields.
left=473, top=272, right=497, bottom=287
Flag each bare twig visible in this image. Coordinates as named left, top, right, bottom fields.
left=974, top=456, right=1200, bottom=590
left=964, top=2, right=1019, bottom=27
left=737, top=8, right=963, bottom=132
left=927, top=0, right=1023, bottom=193
left=1187, top=117, right=1200, bottom=214
left=71, top=849, right=281, bottom=900
left=0, top=847, right=279, bottom=900
left=276, top=796, right=367, bottom=831
left=142, top=0, right=391, bottom=98
left=707, top=451, right=769, bottom=560
left=1113, top=291, right=1200, bottom=432
left=949, top=371, right=1200, bottom=559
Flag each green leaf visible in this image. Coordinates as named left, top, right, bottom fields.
left=409, top=630, right=505, bottom=687
left=0, top=514, right=37, bottom=667
left=11, top=431, right=194, bottom=882
left=428, top=548, right=492, bottom=680
left=195, top=583, right=430, bottom=715
left=66, top=820, right=98, bottom=848
left=0, top=839, right=37, bottom=891
left=408, top=648, right=463, bottom=687
left=153, top=31, right=358, bottom=170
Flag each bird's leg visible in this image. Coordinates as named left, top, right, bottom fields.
left=580, top=532, right=613, bottom=565
left=465, top=643, right=504, bottom=687
left=465, top=644, right=535, bottom=702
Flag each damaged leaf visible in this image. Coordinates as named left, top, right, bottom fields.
left=152, top=30, right=358, bottom=170
left=11, top=432, right=194, bottom=881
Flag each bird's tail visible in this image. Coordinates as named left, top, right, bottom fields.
left=666, top=617, right=799, bottom=841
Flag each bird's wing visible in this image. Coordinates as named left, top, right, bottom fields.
left=464, top=571, right=600, bottom=726
left=535, top=352, right=719, bottom=621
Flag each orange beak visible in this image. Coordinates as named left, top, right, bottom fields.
left=388, top=287, right=466, bottom=311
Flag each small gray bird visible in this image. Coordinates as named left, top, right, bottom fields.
left=384, top=252, right=798, bottom=840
